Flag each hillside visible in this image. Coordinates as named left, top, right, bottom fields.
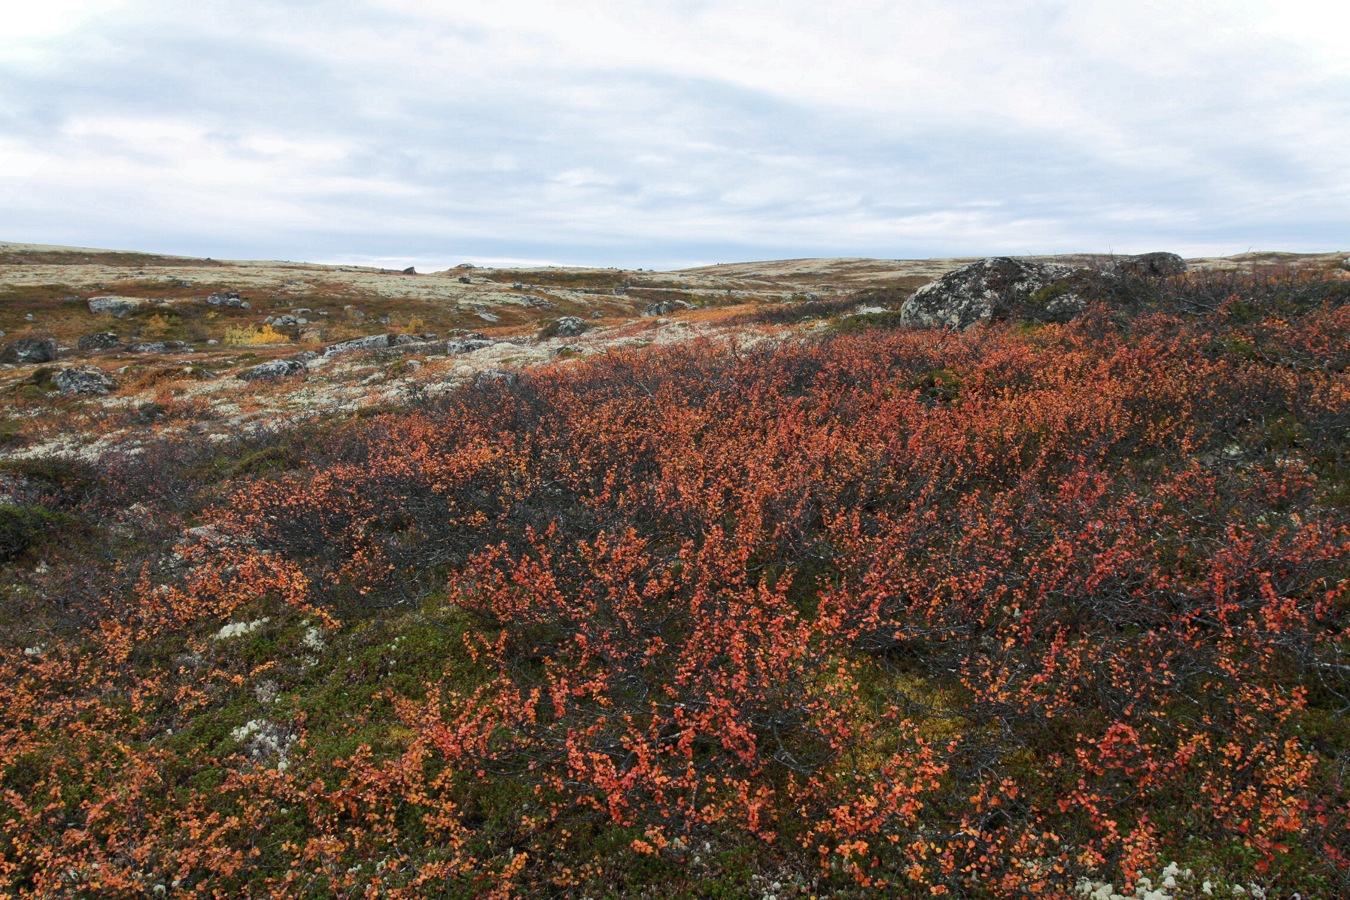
left=0, top=245, right=1347, bottom=898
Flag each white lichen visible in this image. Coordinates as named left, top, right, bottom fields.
left=214, top=617, right=270, bottom=640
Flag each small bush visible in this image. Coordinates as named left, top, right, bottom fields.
left=0, top=504, right=67, bottom=563
left=224, top=325, right=289, bottom=346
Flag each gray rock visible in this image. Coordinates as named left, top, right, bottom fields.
left=270, top=315, right=301, bottom=327
left=1110, top=252, right=1187, bottom=279
left=0, top=338, right=59, bottom=364
left=127, top=342, right=168, bottom=353
left=511, top=282, right=524, bottom=290
left=899, top=257, right=1085, bottom=330
left=77, top=332, right=122, bottom=352
left=323, top=334, right=390, bottom=357
left=391, top=334, right=420, bottom=346
left=206, top=291, right=248, bottom=308
left=377, top=315, right=392, bottom=325
left=402, top=266, right=417, bottom=275
left=54, top=366, right=117, bottom=396
left=1340, top=258, right=1350, bottom=271
left=238, top=358, right=307, bottom=381
left=88, top=296, right=144, bottom=317
left=458, top=276, right=473, bottom=284
left=554, top=316, right=589, bottom=337
left=291, top=351, right=319, bottom=363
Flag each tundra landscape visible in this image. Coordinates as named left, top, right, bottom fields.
left=0, top=242, right=1346, bottom=898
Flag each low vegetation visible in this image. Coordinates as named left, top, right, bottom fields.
left=0, top=267, right=1346, bottom=897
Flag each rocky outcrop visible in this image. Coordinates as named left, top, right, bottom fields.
left=238, top=359, right=307, bottom=382
left=77, top=332, right=122, bottom=352
left=1, top=338, right=59, bottom=364
left=54, top=366, right=117, bottom=396
left=899, top=258, right=1085, bottom=330
left=1110, top=252, right=1187, bottom=279
left=87, top=296, right=144, bottom=317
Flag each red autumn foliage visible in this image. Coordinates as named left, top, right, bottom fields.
left=1, top=282, right=1347, bottom=896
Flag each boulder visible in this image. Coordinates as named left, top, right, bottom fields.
left=238, top=358, right=307, bottom=382
left=77, top=332, right=122, bottom=352
left=54, top=366, right=117, bottom=397
left=323, top=334, right=391, bottom=357
left=0, top=338, right=59, bottom=364
left=554, top=316, right=589, bottom=337
left=87, top=295, right=144, bottom=317
left=127, top=342, right=168, bottom=353
left=1111, top=252, right=1187, bottom=279
left=402, top=266, right=417, bottom=275
left=899, top=257, right=1085, bottom=330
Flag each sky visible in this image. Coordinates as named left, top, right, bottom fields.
left=1, top=0, right=1347, bottom=270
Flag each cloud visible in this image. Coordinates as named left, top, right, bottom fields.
left=1, top=0, right=1346, bottom=267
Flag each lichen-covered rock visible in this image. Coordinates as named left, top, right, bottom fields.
left=899, top=257, right=1085, bottom=330
left=1, top=338, right=59, bottom=364
left=238, top=358, right=307, bottom=381
left=87, top=295, right=144, bottom=317
left=77, top=332, right=122, bottom=352
left=323, top=334, right=391, bottom=357
left=127, top=342, right=168, bottom=353
left=54, top=366, right=117, bottom=396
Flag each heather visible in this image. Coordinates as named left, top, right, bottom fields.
left=0, top=274, right=1346, bottom=897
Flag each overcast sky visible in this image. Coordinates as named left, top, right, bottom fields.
left=2, top=0, right=1347, bottom=269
